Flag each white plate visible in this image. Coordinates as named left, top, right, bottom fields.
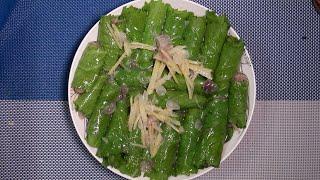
left=68, top=0, right=256, bottom=179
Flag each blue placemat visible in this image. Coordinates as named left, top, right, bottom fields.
left=1, top=0, right=320, bottom=179
left=1, top=0, right=319, bottom=100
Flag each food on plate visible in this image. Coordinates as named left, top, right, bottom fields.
left=213, top=36, right=245, bottom=95
left=163, top=6, right=190, bottom=46
left=72, top=42, right=106, bottom=94
left=202, top=11, right=229, bottom=71
left=71, top=0, right=248, bottom=179
left=228, top=72, right=249, bottom=129
left=136, top=0, right=167, bottom=69
left=183, top=14, right=206, bottom=59
left=74, top=75, right=105, bottom=117
left=176, top=108, right=204, bottom=175
left=194, top=96, right=228, bottom=168
left=86, top=82, right=119, bottom=147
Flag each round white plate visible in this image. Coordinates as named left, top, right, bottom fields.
left=68, top=0, right=256, bottom=179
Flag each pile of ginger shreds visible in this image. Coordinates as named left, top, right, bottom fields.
left=106, top=22, right=212, bottom=157
left=128, top=92, right=184, bottom=157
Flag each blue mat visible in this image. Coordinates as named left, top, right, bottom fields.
left=0, top=0, right=319, bottom=100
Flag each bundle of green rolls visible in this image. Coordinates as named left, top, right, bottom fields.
left=71, top=0, right=249, bottom=179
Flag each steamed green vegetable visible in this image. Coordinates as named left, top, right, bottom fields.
left=202, top=11, right=229, bottom=71
left=119, top=129, right=143, bottom=177
left=152, top=90, right=207, bottom=109
left=148, top=125, right=180, bottom=179
left=115, top=69, right=150, bottom=89
left=229, top=72, right=249, bottom=128
left=120, top=6, right=148, bottom=68
left=72, top=1, right=250, bottom=179
left=98, top=15, right=123, bottom=71
left=98, top=15, right=121, bottom=53
left=136, top=0, right=168, bottom=69
left=194, top=96, right=228, bottom=168
left=86, top=83, right=119, bottom=147
left=103, top=154, right=126, bottom=170
left=214, top=36, right=244, bottom=95
left=98, top=97, right=129, bottom=168
left=163, top=6, right=190, bottom=45
left=183, top=14, right=206, bottom=59
left=121, top=6, right=147, bottom=42
left=74, top=76, right=105, bottom=117
left=72, top=43, right=106, bottom=93
left=176, top=108, right=204, bottom=175
left=118, top=90, right=144, bottom=177
left=163, top=76, right=213, bottom=95
left=115, top=68, right=213, bottom=95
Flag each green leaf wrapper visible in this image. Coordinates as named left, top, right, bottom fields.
left=74, top=76, right=105, bottom=117
left=72, top=43, right=106, bottom=92
left=147, top=125, right=180, bottom=179
left=151, top=90, right=208, bottom=109
left=194, top=96, right=228, bottom=168
left=136, top=0, right=168, bottom=69
left=163, top=6, right=190, bottom=46
left=202, top=11, right=229, bottom=71
left=97, top=97, right=129, bottom=168
left=183, top=14, right=206, bottom=59
left=176, top=108, right=204, bottom=175
left=228, top=73, right=249, bottom=128
left=119, top=6, right=148, bottom=68
left=214, top=36, right=244, bottom=95
left=86, top=83, right=120, bottom=147
left=98, top=15, right=123, bottom=71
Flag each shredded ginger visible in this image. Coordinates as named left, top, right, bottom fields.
left=128, top=91, right=184, bottom=157
left=148, top=35, right=213, bottom=98
left=107, top=23, right=156, bottom=75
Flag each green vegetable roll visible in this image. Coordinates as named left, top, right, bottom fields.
left=97, top=97, right=129, bottom=168
left=148, top=125, right=180, bottom=179
left=98, top=15, right=121, bottom=53
left=194, top=96, right=228, bottom=168
left=74, top=76, right=105, bottom=117
left=136, top=0, right=168, bottom=69
left=176, top=108, right=204, bottom=175
left=228, top=72, right=248, bottom=128
left=183, top=14, right=206, bottom=59
left=102, top=155, right=126, bottom=170
left=86, top=83, right=120, bottom=147
left=163, top=76, right=217, bottom=95
left=72, top=42, right=106, bottom=93
left=98, top=15, right=123, bottom=71
left=96, top=139, right=108, bottom=158
left=119, top=129, right=143, bottom=177
left=214, top=36, right=244, bottom=95
left=107, top=98, right=129, bottom=155
left=118, top=89, right=144, bottom=177
left=163, top=6, right=190, bottom=46
left=115, top=69, right=150, bottom=89
left=119, top=6, right=148, bottom=68
left=202, top=11, right=229, bottom=71
left=152, top=90, right=208, bottom=109
left=121, top=6, right=147, bottom=42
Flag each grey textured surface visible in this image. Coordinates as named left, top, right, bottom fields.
left=1, top=101, right=320, bottom=179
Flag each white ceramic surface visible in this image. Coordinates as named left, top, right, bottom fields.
left=68, top=0, right=256, bottom=179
